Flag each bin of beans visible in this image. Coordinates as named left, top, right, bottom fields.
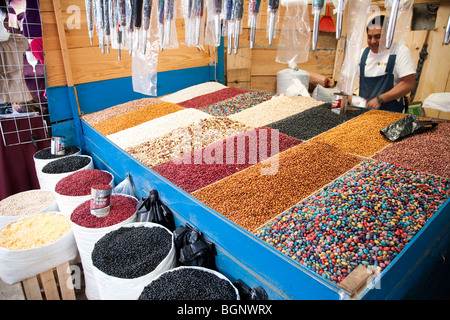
left=0, top=189, right=58, bottom=229
left=91, top=222, right=176, bottom=300
left=33, top=146, right=81, bottom=188
left=0, top=212, right=77, bottom=285
left=55, top=169, right=115, bottom=216
left=138, top=266, right=240, bottom=300
left=39, top=155, right=94, bottom=191
left=70, top=194, right=138, bottom=300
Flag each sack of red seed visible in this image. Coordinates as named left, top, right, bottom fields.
left=55, top=169, right=115, bottom=216
left=70, top=194, right=138, bottom=300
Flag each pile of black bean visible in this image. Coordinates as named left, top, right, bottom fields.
left=41, top=155, right=91, bottom=174
left=92, top=225, right=173, bottom=279
left=267, top=103, right=369, bottom=141
left=34, top=146, right=81, bottom=159
left=139, top=267, right=238, bottom=300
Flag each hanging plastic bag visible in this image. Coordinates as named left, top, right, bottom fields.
left=136, top=189, right=175, bottom=231
left=132, top=8, right=159, bottom=96
left=380, top=114, right=438, bottom=142
left=337, top=0, right=371, bottom=95
left=276, top=0, right=310, bottom=68
left=205, top=0, right=223, bottom=47
left=112, top=173, right=137, bottom=198
left=173, top=223, right=217, bottom=269
left=382, top=0, right=413, bottom=54
left=182, top=0, right=206, bottom=48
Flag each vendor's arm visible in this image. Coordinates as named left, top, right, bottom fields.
left=366, top=73, right=416, bottom=109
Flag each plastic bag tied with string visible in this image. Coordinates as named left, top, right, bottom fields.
left=276, top=0, right=310, bottom=68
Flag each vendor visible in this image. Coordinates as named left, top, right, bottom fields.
left=358, top=15, right=416, bottom=113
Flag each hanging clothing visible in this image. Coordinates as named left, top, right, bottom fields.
left=0, top=33, right=33, bottom=104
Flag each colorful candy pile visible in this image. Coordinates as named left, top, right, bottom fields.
left=254, top=159, right=450, bottom=284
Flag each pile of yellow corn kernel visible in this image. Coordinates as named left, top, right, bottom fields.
left=0, top=213, right=71, bottom=250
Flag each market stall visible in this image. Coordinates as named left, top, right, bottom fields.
left=1, top=0, right=449, bottom=300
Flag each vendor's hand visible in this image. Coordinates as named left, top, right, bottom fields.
left=366, top=97, right=381, bottom=109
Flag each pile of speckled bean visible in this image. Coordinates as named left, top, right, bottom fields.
left=178, top=87, right=249, bottom=109
left=372, top=120, right=449, bottom=178
left=254, top=159, right=450, bottom=283
left=199, top=91, right=275, bottom=116
left=126, top=117, right=252, bottom=168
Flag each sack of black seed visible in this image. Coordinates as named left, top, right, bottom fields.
left=39, top=155, right=94, bottom=191
left=91, top=222, right=176, bottom=300
left=33, top=146, right=81, bottom=188
left=139, top=266, right=240, bottom=300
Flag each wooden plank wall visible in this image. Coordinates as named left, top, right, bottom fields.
left=226, top=2, right=338, bottom=92
left=229, top=0, right=450, bottom=101
left=41, top=0, right=217, bottom=88
left=41, top=0, right=449, bottom=102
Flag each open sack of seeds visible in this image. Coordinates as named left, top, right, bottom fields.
left=0, top=189, right=58, bottom=229
left=91, top=222, right=176, bottom=300
left=33, top=146, right=82, bottom=188
left=55, top=169, right=115, bottom=216
left=138, top=266, right=240, bottom=300
left=70, top=194, right=138, bottom=300
left=0, top=212, right=78, bottom=285
left=39, top=155, right=94, bottom=191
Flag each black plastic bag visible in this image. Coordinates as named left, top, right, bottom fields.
left=173, top=224, right=217, bottom=270
left=233, top=279, right=268, bottom=300
left=380, top=114, right=438, bottom=142
left=136, top=189, right=175, bottom=231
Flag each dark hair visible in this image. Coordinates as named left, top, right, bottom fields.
left=367, top=15, right=385, bottom=31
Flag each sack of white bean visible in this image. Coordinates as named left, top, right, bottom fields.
left=0, top=189, right=58, bottom=229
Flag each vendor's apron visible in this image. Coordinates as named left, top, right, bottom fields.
left=359, top=47, right=405, bottom=113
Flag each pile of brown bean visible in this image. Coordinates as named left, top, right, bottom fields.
left=192, top=141, right=362, bottom=232
left=126, top=117, right=252, bottom=168
left=311, top=110, right=407, bottom=157
left=373, top=120, right=450, bottom=178
left=81, top=98, right=162, bottom=125
left=93, top=102, right=185, bottom=136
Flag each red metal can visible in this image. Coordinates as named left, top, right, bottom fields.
left=90, top=185, right=112, bottom=217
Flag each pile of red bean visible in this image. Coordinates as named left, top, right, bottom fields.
left=70, top=195, right=137, bottom=228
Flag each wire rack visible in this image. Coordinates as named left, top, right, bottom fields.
left=0, top=0, right=50, bottom=147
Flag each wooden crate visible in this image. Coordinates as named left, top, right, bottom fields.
left=21, top=261, right=76, bottom=300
